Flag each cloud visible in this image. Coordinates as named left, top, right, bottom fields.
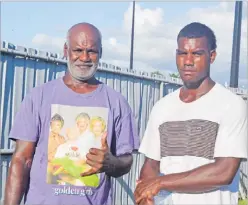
left=32, top=33, right=65, bottom=53
left=186, top=3, right=247, bottom=68
left=30, top=2, right=247, bottom=87
left=123, top=4, right=165, bottom=37
left=101, top=2, right=247, bottom=78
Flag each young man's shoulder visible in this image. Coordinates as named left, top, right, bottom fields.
left=214, top=83, right=246, bottom=108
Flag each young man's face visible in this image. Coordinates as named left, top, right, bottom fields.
left=51, top=120, right=62, bottom=134
left=176, top=36, right=216, bottom=88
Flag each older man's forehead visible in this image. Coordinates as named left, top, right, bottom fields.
left=68, top=30, right=101, bottom=46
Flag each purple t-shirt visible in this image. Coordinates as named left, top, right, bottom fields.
left=9, top=78, right=139, bottom=205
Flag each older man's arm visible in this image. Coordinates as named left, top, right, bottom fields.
left=4, top=140, right=36, bottom=205
left=80, top=148, right=134, bottom=178
left=101, top=152, right=133, bottom=178
left=80, top=134, right=135, bottom=178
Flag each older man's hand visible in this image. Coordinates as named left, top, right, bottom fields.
left=134, top=177, right=161, bottom=204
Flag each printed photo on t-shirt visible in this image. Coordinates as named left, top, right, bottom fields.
left=46, top=104, right=108, bottom=188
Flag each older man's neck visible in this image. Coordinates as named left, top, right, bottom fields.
left=63, top=73, right=100, bottom=87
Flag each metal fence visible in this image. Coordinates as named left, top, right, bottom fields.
left=0, top=41, right=247, bottom=204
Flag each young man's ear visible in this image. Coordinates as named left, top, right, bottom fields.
left=63, top=42, right=68, bottom=59
left=210, top=50, right=217, bottom=64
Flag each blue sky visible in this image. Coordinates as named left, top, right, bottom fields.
left=2, top=1, right=221, bottom=46
left=1, top=1, right=247, bottom=88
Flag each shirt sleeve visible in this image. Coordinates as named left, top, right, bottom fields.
left=138, top=105, right=161, bottom=161
left=214, top=97, right=248, bottom=159
left=9, top=90, right=40, bottom=142
left=115, top=105, right=140, bottom=157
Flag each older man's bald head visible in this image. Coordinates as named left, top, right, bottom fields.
left=64, top=22, right=102, bottom=81
left=66, top=22, right=102, bottom=48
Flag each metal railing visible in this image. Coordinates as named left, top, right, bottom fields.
left=1, top=40, right=247, bottom=98
left=1, top=41, right=247, bottom=204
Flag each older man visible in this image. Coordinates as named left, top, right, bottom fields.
left=4, top=22, right=139, bottom=205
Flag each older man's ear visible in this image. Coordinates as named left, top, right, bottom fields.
left=63, top=42, right=68, bottom=60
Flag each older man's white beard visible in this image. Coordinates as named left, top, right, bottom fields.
left=67, top=62, right=98, bottom=81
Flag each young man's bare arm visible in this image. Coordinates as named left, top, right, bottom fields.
left=139, top=157, right=160, bottom=180
left=135, top=157, right=241, bottom=204
left=4, top=140, right=36, bottom=205
left=137, top=157, right=160, bottom=205
left=159, top=157, right=241, bottom=193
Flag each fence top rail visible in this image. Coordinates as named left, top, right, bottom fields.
left=1, top=40, right=247, bottom=97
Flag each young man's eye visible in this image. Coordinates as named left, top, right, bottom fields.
left=177, top=52, right=187, bottom=55
left=176, top=50, right=187, bottom=55
left=193, top=51, right=205, bottom=56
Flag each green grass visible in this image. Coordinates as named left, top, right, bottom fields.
left=239, top=199, right=248, bottom=205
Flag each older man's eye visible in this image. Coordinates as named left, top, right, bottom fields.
left=73, top=49, right=83, bottom=53
left=88, top=50, right=99, bottom=55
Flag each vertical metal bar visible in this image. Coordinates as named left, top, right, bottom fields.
left=129, top=1, right=135, bottom=70
left=230, top=1, right=243, bottom=88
